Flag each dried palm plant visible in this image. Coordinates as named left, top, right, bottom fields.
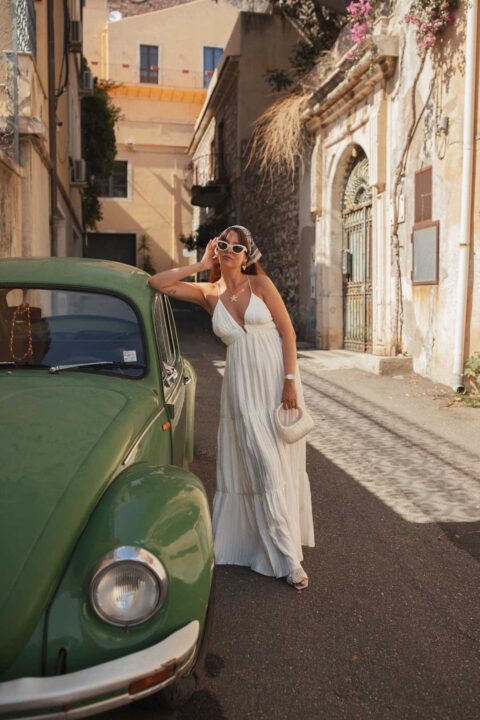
left=246, top=92, right=311, bottom=189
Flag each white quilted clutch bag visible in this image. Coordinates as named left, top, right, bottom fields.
left=274, top=404, right=315, bottom=444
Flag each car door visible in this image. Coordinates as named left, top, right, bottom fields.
left=153, top=293, right=187, bottom=467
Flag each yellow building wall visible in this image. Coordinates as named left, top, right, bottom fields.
left=83, top=0, right=239, bottom=271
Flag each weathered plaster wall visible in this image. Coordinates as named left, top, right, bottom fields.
left=309, top=1, right=479, bottom=385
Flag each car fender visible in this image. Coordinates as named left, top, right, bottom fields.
left=44, top=463, right=214, bottom=675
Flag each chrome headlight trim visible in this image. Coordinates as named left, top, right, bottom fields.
left=90, top=546, right=168, bottom=627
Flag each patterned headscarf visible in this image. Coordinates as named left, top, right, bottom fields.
left=224, top=225, right=262, bottom=267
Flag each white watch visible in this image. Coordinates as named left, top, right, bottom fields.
left=284, top=373, right=296, bottom=380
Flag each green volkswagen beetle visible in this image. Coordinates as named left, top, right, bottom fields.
left=0, top=258, right=214, bottom=718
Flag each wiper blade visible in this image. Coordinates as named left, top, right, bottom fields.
left=49, top=361, right=146, bottom=374
left=0, top=362, right=50, bottom=369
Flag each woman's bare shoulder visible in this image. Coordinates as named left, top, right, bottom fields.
left=251, top=274, right=275, bottom=293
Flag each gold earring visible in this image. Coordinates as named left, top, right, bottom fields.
left=242, top=263, right=246, bottom=271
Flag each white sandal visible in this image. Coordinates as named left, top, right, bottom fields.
left=286, top=568, right=309, bottom=591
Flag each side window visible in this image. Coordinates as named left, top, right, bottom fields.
left=164, top=295, right=181, bottom=365
left=153, top=294, right=176, bottom=387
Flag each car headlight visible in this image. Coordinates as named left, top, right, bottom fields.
left=90, top=546, right=168, bottom=627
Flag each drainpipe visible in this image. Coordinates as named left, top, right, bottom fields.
left=47, top=0, right=58, bottom=256
left=452, top=0, right=478, bottom=391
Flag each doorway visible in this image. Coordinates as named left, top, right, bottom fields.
left=85, top=233, right=137, bottom=266
left=341, top=152, right=372, bottom=352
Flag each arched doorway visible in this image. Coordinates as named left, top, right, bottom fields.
left=341, top=150, right=372, bottom=352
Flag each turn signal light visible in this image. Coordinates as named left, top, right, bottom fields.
left=128, top=661, right=177, bottom=695
left=162, top=422, right=171, bottom=431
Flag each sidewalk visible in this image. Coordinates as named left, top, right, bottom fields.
left=297, top=347, right=480, bottom=457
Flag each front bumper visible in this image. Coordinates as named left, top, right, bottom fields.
left=0, top=621, right=199, bottom=720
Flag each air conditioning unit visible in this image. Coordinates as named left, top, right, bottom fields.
left=71, top=158, right=87, bottom=187
left=79, top=69, right=94, bottom=97
left=69, top=20, right=83, bottom=52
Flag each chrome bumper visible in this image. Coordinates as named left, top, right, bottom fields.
left=0, top=620, right=199, bottom=719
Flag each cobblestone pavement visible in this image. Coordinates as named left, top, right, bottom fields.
left=96, top=307, right=480, bottom=720
left=299, top=361, right=480, bottom=525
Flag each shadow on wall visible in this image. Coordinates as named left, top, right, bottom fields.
left=88, top=199, right=175, bottom=273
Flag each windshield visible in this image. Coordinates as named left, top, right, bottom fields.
left=0, top=287, right=146, bottom=377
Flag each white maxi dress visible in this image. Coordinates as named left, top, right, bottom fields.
left=212, top=277, right=315, bottom=578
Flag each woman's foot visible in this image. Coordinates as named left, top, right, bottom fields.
left=286, top=568, right=309, bottom=591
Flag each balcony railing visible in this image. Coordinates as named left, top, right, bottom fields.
left=187, top=153, right=230, bottom=208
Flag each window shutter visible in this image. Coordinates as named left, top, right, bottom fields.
left=414, top=167, right=432, bottom=223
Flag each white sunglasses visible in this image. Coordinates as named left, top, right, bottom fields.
left=216, top=239, right=248, bottom=255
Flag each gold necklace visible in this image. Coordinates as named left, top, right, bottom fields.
left=219, top=280, right=248, bottom=303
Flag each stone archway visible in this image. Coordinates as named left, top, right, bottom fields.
left=341, top=149, right=373, bottom=352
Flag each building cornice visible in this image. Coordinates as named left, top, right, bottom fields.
left=108, top=84, right=207, bottom=104
left=302, top=36, right=398, bottom=129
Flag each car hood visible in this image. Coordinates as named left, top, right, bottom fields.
left=0, top=371, right=159, bottom=672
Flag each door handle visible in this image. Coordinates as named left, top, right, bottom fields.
left=182, top=375, right=192, bottom=385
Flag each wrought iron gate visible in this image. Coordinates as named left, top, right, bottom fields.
left=342, top=154, right=372, bottom=353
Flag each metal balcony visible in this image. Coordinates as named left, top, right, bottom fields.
left=188, top=153, right=230, bottom=208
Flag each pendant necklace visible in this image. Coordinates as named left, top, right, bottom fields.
left=230, top=287, right=246, bottom=303
left=219, top=280, right=248, bottom=303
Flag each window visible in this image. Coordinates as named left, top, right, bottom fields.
left=203, top=46, right=222, bottom=88
left=99, top=161, right=128, bottom=198
left=0, top=287, right=146, bottom=378
left=414, top=167, right=432, bottom=223
left=412, top=222, right=439, bottom=285
left=412, top=167, right=438, bottom=284
left=140, top=44, right=159, bottom=84
left=153, top=294, right=180, bottom=392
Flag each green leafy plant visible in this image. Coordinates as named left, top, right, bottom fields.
left=464, top=352, right=480, bottom=395
left=81, top=61, right=122, bottom=229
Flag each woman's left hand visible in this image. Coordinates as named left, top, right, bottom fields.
left=282, top=380, right=298, bottom=410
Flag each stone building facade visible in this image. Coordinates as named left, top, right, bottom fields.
left=302, top=1, right=479, bottom=386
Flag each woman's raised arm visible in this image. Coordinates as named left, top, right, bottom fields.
left=147, top=239, right=217, bottom=310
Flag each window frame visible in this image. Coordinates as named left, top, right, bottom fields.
left=411, top=166, right=439, bottom=286
left=99, top=160, right=129, bottom=199
left=411, top=219, right=440, bottom=286
left=203, top=46, right=223, bottom=88
left=414, top=166, right=433, bottom=224
left=152, top=293, right=182, bottom=395
left=140, top=44, right=159, bottom=84
left=0, top=283, right=148, bottom=380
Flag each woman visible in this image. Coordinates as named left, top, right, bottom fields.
left=148, top=226, right=314, bottom=590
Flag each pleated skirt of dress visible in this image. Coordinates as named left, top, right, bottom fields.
left=212, top=326, right=315, bottom=578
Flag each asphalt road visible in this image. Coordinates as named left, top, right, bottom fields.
left=96, top=305, right=480, bottom=720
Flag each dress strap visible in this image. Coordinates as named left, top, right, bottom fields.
left=246, top=275, right=252, bottom=291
